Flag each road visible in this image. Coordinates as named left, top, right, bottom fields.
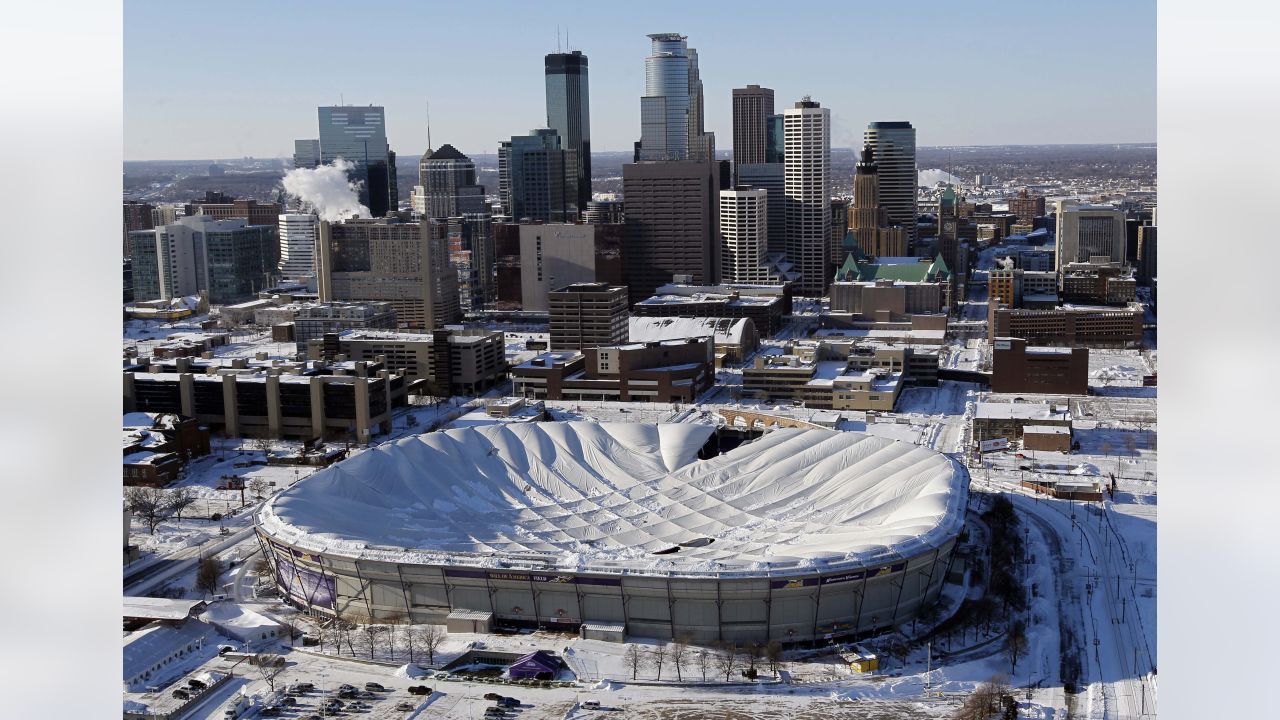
left=125, top=523, right=259, bottom=595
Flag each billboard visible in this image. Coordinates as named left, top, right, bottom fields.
left=980, top=438, right=1009, bottom=453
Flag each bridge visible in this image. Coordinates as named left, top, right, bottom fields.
left=715, top=408, right=831, bottom=431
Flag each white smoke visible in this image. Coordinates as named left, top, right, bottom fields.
left=281, top=158, right=370, bottom=222
left=918, top=169, right=966, bottom=188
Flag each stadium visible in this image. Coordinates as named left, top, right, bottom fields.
left=255, top=422, right=969, bottom=645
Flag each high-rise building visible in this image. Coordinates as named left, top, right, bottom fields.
left=316, top=218, right=460, bottom=329
left=584, top=200, right=624, bottom=224
left=499, top=129, right=579, bottom=223
left=417, top=144, right=482, bottom=219
left=638, top=33, right=714, bottom=162
left=293, top=139, right=320, bottom=169
left=545, top=50, right=592, bottom=211
left=720, top=187, right=770, bottom=283
left=738, top=162, right=786, bottom=255
left=846, top=144, right=909, bottom=260
left=123, top=201, right=155, bottom=259
left=278, top=213, right=319, bottom=279
left=129, top=216, right=278, bottom=305
left=732, top=85, right=774, bottom=167
left=864, top=121, right=918, bottom=250
left=1008, top=188, right=1046, bottom=225
left=447, top=213, right=495, bottom=312
left=549, top=282, right=629, bottom=351
left=317, top=106, right=397, bottom=217
left=1054, top=201, right=1127, bottom=270
left=622, top=160, right=720, bottom=302
left=784, top=98, right=831, bottom=296
left=1136, top=225, right=1157, bottom=285
left=189, top=195, right=282, bottom=226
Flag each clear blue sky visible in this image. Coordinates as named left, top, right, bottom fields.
left=124, top=0, right=1155, bottom=161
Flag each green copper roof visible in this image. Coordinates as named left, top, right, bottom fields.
left=832, top=251, right=952, bottom=283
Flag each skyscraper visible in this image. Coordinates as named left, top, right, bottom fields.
left=500, top=129, right=579, bottom=223
left=278, top=213, right=319, bottom=280
left=736, top=163, right=786, bottom=255
left=864, top=121, right=918, bottom=250
left=846, top=144, right=908, bottom=259
left=316, top=217, right=460, bottom=329
left=732, top=85, right=774, bottom=167
left=129, top=216, right=278, bottom=304
left=638, top=33, right=714, bottom=162
left=123, top=201, right=155, bottom=259
left=545, top=50, right=592, bottom=211
left=417, top=144, right=481, bottom=219
left=317, top=106, right=397, bottom=218
left=720, top=187, right=770, bottom=283
left=1054, top=201, right=1127, bottom=270
left=293, top=139, right=320, bottom=169
left=622, top=160, right=720, bottom=301
left=784, top=97, right=831, bottom=296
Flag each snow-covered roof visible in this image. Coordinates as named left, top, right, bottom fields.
left=628, top=316, right=751, bottom=346
left=974, top=402, right=1069, bottom=421
left=123, top=596, right=207, bottom=621
left=1023, top=425, right=1071, bottom=435
left=123, top=621, right=213, bottom=680
left=258, top=422, right=967, bottom=577
left=200, top=603, right=281, bottom=641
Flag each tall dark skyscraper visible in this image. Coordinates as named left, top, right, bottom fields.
left=622, top=160, right=720, bottom=302
left=864, top=121, right=918, bottom=251
left=731, top=85, right=774, bottom=166
left=500, top=129, right=579, bottom=223
left=545, top=50, right=592, bottom=212
left=318, top=105, right=398, bottom=217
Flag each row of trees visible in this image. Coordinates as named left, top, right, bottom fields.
left=953, top=675, right=1017, bottom=720
left=317, top=617, right=446, bottom=666
left=125, top=485, right=199, bottom=534
left=981, top=495, right=1031, bottom=675
left=621, top=638, right=784, bottom=682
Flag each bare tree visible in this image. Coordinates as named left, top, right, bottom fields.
left=402, top=622, right=418, bottom=663
left=670, top=636, right=691, bottom=682
left=649, top=644, right=668, bottom=681
left=746, top=642, right=763, bottom=673
left=624, top=645, right=643, bottom=681
left=714, top=642, right=738, bottom=681
left=888, top=638, right=911, bottom=670
left=125, top=486, right=171, bottom=534
left=1004, top=620, right=1028, bottom=675
left=361, top=622, right=387, bottom=660
left=248, top=433, right=275, bottom=458
left=335, top=619, right=358, bottom=656
left=195, top=554, right=223, bottom=597
left=765, top=640, right=783, bottom=676
left=247, top=477, right=271, bottom=500
left=255, top=653, right=286, bottom=694
left=166, top=486, right=198, bottom=521
left=695, top=647, right=712, bottom=682
left=418, top=624, right=444, bottom=666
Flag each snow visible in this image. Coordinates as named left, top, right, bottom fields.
left=258, top=422, right=967, bottom=577
left=394, top=663, right=430, bottom=679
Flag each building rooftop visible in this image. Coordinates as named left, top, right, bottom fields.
left=123, top=620, right=213, bottom=682
left=974, top=402, right=1070, bottom=421
left=122, top=596, right=208, bottom=622
left=628, top=316, right=751, bottom=346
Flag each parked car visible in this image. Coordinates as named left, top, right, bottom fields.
left=498, top=697, right=520, bottom=707
left=364, top=682, right=386, bottom=691
left=582, top=700, right=601, bottom=709
left=483, top=693, right=504, bottom=701
left=396, top=702, right=416, bottom=711
left=171, top=688, right=190, bottom=701
left=260, top=708, right=281, bottom=717
left=187, top=679, right=208, bottom=691
left=407, top=685, right=432, bottom=695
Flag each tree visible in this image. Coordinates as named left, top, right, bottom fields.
left=416, top=624, right=444, bottom=666
left=247, top=477, right=271, bottom=500
left=255, top=653, right=286, bottom=694
left=649, top=644, right=668, bottom=681
left=714, top=642, right=738, bottom=681
left=1004, top=620, right=1028, bottom=675
left=746, top=642, right=763, bottom=673
left=954, top=675, right=1010, bottom=720
left=166, top=486, right=197, bottom=521
left=887, top=638, right=911, bottom=670
left=972, top=597, right=998, bottom=638
left=624, top=645, right=643, bottom=681
left=125, top=486, right=171, bottom=534
left=361, top=623, right=387, bottom=660
left=248, top=433, right=275, bottom=457
left=765, top=640, right=783, bottom=676
left=670, top=636, right=691, bottom=682
left=695, top=647, right=712, bottom=682
left=195, top=554, right=223, bottom=597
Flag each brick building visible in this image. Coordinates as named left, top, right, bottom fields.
left=511, top=338, right=714, bottom=403
left=988, top=301, right=1143, bottom=348
left=991, top=337, right=1089, bottom=395
left=306, top=328, right=507, bottom=396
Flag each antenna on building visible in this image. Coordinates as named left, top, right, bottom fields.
left=340, top=93, right=344, bottom=106
left=426, top=101, right=432, bottom=152
left=557, top=25, right=561, bottom=53
left=566, top=27, right=570, bottom=51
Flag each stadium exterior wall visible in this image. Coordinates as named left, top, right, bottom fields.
left=254, top=529, right=959, bottom=645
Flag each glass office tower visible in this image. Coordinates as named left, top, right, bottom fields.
left=545, top=51, right=592, bottom=211
left=318, top=106, right=396, bottom=217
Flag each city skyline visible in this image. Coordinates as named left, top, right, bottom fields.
left=123, top=0, right=1155, bottom=161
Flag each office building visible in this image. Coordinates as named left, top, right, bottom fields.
left=293, top=302, right=397, bottom=345
left=1054, top=201, right=1126, bottom=270
left=317, top=105, right=397, bottom=217
left=548, top=282, right=629, bottom=350
left=638, top=33, right=714, bottom=162
left=633, top=282, right=790, bottom=336
left=316, top=218, right=460, bottom=329
left=293, top=139, right=320, bottom=169
left=622, top=160, right=721, bottom=301
left=988, top=301, right=1144, bottom=348
left=512, top=338, right=713, bottom=403
left=988, top=268, right=1059, bottom=308
left=307, top=328, right=507, bottom=396
left=1137, top=225, right=1157, bottom=285
left=864, top=122, right=918, bottom=249
left=277, top=213, right=319, bottom=279
left=499, top=129, right=579, bottom=222
left=628, top=316, right=759, bottom=366
left=736, top=163, right=786, bottom=256
left=123, top=201, right=155, bottom=259
left=447, top=213, right=494, bottom=311
left=188, top=194, right=282, bottom=226
left=505, top=223, right=625, bottom=312
left=584, top=200, right=624, bottom=224
left=417, top=144, right=483, bottom=219
left=1059, top=261, right=1137, bottom=305
left=129, top=216, right=278, bottom=305
left=783, top=98, right=831, bottom=296
left=720, top=187, right=771, bottom=283
left=846, top=144, right=908, bottom=260
left=732, top=85, right=774, bottom=167
left=1008, top=188, right=1046, bottom=225
left=991, top=337, right=1089, bottom=396
left=545, top=50, right=592, bottom=211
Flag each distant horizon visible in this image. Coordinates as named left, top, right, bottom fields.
left=125, top=141, right=1158, bottom=165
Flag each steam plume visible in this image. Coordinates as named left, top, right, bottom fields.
left=281, top=158, right=370, bottom=222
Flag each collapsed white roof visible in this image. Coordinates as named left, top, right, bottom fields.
left=628, top=316, right=752, bottom=346
left=258, top=422, right=966, bottom=577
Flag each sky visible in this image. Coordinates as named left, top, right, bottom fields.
left=124, top=0, right=1155, bottom=161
